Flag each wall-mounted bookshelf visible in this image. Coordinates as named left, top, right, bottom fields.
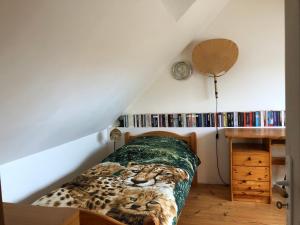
left=117, top=111, right=285, bottom=128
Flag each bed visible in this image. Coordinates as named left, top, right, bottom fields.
left=33, top=131, right=200, bottom=225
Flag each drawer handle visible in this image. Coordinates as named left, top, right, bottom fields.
left=248, top=172, right=253, bottom=176
left=259, top=160, right=262, bottom=163
left=247, top=157, right=252, bottom=161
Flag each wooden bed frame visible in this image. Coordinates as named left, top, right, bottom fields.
left=79, top=131, right=198, bottom=225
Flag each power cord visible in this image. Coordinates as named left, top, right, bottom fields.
left=213, top=76, right=228, bottom=186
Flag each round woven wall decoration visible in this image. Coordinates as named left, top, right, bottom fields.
left=192, top=39, right=239, bottom=77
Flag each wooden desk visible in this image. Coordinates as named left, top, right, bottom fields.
left=225, top=128, right=286, bottom=165
left=225, top=128, right=286, bottom=204
left=3, top=203, right=80, bottom=225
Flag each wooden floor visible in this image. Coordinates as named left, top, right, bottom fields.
left=178, top=184, right=286, bottom=225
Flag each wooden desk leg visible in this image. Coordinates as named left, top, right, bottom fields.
left=229, top=138, right=233, bottom=201
left=268, top=139, right=272, bottom=204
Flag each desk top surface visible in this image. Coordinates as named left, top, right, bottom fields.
left=225, top=128, right=286, bottom=139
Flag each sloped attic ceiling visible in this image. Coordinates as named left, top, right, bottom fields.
left=0, top=0, right=229, bottom=164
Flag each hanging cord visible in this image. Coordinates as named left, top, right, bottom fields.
left=213, top=76, right=227, bottom=185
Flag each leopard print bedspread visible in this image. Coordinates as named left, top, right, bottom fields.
left=33, top=162, right=188, bottom=225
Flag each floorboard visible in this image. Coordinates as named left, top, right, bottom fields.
left=178, top=184, right=286, bottom=225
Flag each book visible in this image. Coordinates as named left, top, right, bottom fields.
left=227, top=112, right=232, bottom=127
left=173, top=114, right=179, bottom=127
left=217, top=113, right=222, bottom=127
left=211, top=113, right=215, bottom=127
left=161, top=114, right=166, bottom=127
left=181, top=113, right=187, bottom=127
left=234, top=112, right=238, bottom=127
left=178, top=114, right=182, bottom=127
left=238, top=112, right=242, bottom=127
left=196, top=113, right=202, bottom=127
left=255, top=112, right=260, bottom=127
left=268, top=111, right=273, bottom=126
left=151, top=114, right=158, bottom=127
left=168, top=114, right=173, bottom=127
left=223, top=113, right=227, bottom=127
left=206, top=113, right=210, bottom=127
left=192, top=114, right=197, bottom=127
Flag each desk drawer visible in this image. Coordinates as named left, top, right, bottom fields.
left=233, top=190, right=270, bottom=197
left=232, top=180, right=269, bottom=191
left=232, top=166, right=269, bottom=181
left=232, top=151, right=269, bottom=167
left=233, top=190, right=270, bottom=203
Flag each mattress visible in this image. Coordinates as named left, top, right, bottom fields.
left=33, top=136, right=200, bottom=225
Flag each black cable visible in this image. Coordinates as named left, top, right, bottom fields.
left=214, top=76, right=227, bottom=185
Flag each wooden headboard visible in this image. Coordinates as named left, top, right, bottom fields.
left=124, top=131, right=198, bottom=185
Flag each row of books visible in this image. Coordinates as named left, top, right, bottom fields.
left=117, top=111, right=285, bottom=128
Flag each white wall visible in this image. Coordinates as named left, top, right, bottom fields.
left=0, top=129, right=110, bottom=203
left=161, top=0, right=196, bottom=20
left=127, top=0, right=285, bottom=114
left=125, top=0, right=285, bottom=184
left=0, top=0, right=229, bottom=165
